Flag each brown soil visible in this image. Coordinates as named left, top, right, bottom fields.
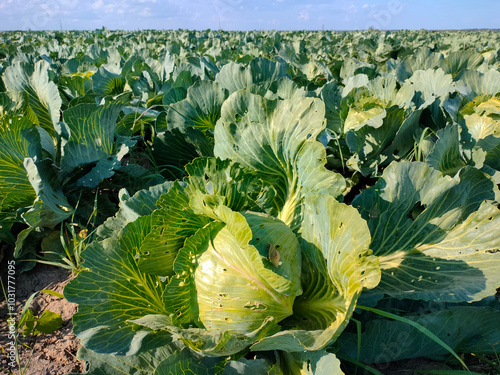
left=0, top=263, right=85, bottom=375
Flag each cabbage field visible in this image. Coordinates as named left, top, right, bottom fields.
left=1, top=28, right=500, bottom=374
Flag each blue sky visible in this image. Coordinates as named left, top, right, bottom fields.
left=0, top=0, right=498, bottom=31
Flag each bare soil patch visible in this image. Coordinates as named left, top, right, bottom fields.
left=0, top=263, right=85, bottom=375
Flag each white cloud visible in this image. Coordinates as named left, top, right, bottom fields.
left=298, top=10, right=309, bottom=21
left=140, top=6, right=152, bottom=16
left=91, top=0, right=103, bottom=10
left=89, top=0, right=123, bottom=14
left=0, top=0, right=13, bottom=7
left=343, top=3, right=358, bottom=13
left=297, top=4, right=312, bottom=21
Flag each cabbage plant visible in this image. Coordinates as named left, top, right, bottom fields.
left=64, top=94, right=381, bottom=373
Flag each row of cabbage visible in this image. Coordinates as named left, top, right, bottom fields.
left=1, top=29, right=500, bottom=374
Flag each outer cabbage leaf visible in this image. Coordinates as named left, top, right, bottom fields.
left=155, top=348, right=225, bottom=375
left=122, top=56, right=161, bottom=103
left=342, top=76, right=402, bottom=133
left=353, top=161, right=500, bottom=302
left=291, top=56, right=332, bottom=86
left=61, top=98, right=122, bottom=170
left=321, top=81, right=342, bottom=133
left=251, top=195, right=380, bottom=352
left=341, top=74, right=369, bottom=98
left=65, top=216, right=169, bottom=355
left=395, top=48, right=443, bottom=83
left=382, top=108, right=425, bottom=163
left=339, top=59, right=376, bottom=82
left=58, top=74, right=93, bottom=104
left=272, top=77, right=309, bottom=100
left=475, top=97, right=500, bottom=119
left=162, top=86, right=188, bottom=106
left=70, top=343, right=178, bottom=375
left=426, top=124, right=466, bottom=176
left=92, top=66, right=125, bottom=96
left=222, top=357, right=278, bottom=375
left=20, top=158, right=73, bottom=228
left=0, top=92, right=14, bottom=115
left=3, top=60, right=62, bottom=138
left=459, top=69, right=500, bottom=98
left=73, top=340, right=226, bottom=374
left=461, top=98, right=500, bottom=172
left=151, top=127, right=213, bottom=180
left=345, top=106, right=405, bottom=176
left=439, top=50, right=484, bottom=78
left=138, top=182, right=210, bottom=276
left=116, top=106, right=159, bottom=137
left=215, top=57, right=287, bottom=95
left=337, top=306, right=500, bottom=364
left=247, top=57, right=288, bottom=90
left=215, top=62, right=253, bottom=95
left=0, top=116, right=72, bottom=232
left=167, top=80, right=228, bottom=134
left=398, top=68, right=456, bottom=130
left=0, top=115, right=41, bottom=220
left=171, top=57, right=219, bottom=83
left=167, top=320, right=279, bottom=358
left=343, top=97, right=386, bottom=133
left=60, top=95, right=129, bottom=186
left=214, top=91, right=345, bottom=230
left=185, top=157, right=275, bottom=214
left=338, top=75, right=417, bottom=176
left=280, top=350, right=344, bottom=375
left=97, top=181, right=174, bottom=238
